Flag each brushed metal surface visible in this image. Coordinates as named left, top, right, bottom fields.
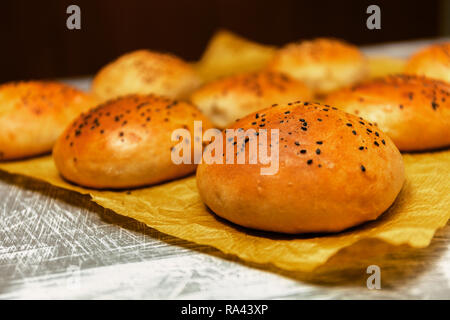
left=0, top=39, right=449, bottom=299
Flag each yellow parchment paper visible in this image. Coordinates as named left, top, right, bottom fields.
left=0, top=150, right=449, bottom=272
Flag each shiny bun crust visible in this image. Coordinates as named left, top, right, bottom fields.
left=0, top=81, right=96, bottom=160
left=53, top=94, right=211, bottom=189
left=92, top=50, right=202, bottom=102
left=190, top=71, right=312, bottom=128
left=268, top=38, right=368, bottom=95
left=196, top=102, right=405, bottom=234
left=405, top=42, right=450, bottom=83
left=325, top=74, right=450, bottom=151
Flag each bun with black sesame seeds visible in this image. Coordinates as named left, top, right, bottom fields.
left=0, top=81, right=97, bottom=161
left=92, top=50, right=202, bottom=102
left=196, top=101, right=405, bottom=234
left=190, top=71, right=312, bottom=128
left=405, top=42, right=450, bottom=84
left=325, top=74, right=450, bottom=151
left=53, top=94, right=212, bottom=189
left=267, top=38, right=368, bottom=96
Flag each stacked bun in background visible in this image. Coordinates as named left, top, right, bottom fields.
left=268, top=38, right=369, bottom=96
left=0, top=81, right=96, bottom=160
left=1, top=32, right=449, bottom=234
left=405, top=42, right=450, bottom=83
left=92, top=50, right=202, bottom=102
left=326, top=74, right=450, bottom=151
left=190, top=71, right=312, bottom=128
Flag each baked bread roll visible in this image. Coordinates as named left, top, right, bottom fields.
left=190, top=71, right=312, bottom=128
left=53, top=94, right=211, bottom=189
left=196, top=102, right=405, bottom=234
left=92, top=50, right=202, bottom=102
left=268, top=38, right=368, bottom=96
left=405, top=42, right=450, bottom=83
left=325, top=74, right=450, bottom=151
left=0, top=81, right=96, bottom=160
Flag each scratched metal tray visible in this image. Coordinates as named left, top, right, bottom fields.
left=0, top=38, right=449, bottom=299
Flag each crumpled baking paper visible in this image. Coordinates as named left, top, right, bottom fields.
left=0, top=150, right=449, bottom=272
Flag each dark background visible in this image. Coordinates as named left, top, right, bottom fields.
left=1, top=0, right=449, bottom=82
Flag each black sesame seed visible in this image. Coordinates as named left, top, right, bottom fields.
left=307, top=159, right=313, bottom=165
left=316, top=149, right=321, bottom=155
left=317, top=118, right=322, bottom=122
left=375, top=132, right=379, bottom=137
left=361, top=165, right=366, bottom=172
left=382, top=139, right=386, bottom=145
left=316, top=141, right=323, bottom=145
left=284, top=111, right=290, bottom=114
left=295, top=141, right=300, bottom=146
left=359, top=146, right=364, bottom=150
left=300, top=149, right=307, bottom=154
left=374, top=141, right=379, bottom=146
left=346, top=123, right=352, bottom=127
left=299, top=118, right=305, bottom=122
left=352, top=130, right=357, bottom=135
left=301, top=127, right=307, bottom=131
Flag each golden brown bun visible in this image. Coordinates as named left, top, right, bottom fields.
left=0, top=81, right=96, bottom=160
left=268, top=38, right=368, bottom=95
left=196, top=102, right=405, bottom=234
left=190, top=71, right=312, bottom=128
left=325, top=74, right=450, bottom=151
left=405, top=42, right=450, bottom=83
left=92, top=50, right=202, bottom=102
left=53, top=94, right=212, bottom=189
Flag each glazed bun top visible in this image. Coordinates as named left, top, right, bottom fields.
left=190, top=71, right=312, bottom=128
left=325, top=74, right=450, bottom=151
left=92, top=50, right=202, bottom=102
left=268, top=38, right=368, bottom=95
left=405, top=42, right=450, bottom=83
left=196, top=101, right=405, bottom=233
left=53, top=94, right=212, bottom=189
left=0, top=81, right=96, bottom=160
